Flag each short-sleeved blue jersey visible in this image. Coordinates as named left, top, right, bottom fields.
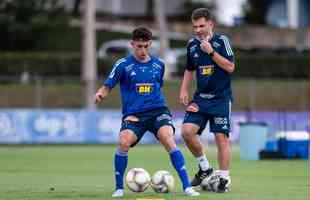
left=104, top=55, right=167, bottom=116
left=186, top=33, right=234, bottom=105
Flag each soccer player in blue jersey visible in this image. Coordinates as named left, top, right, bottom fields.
left=95, top=27, right=199, bottom=198
left=179, top=8, right=235, bottom=192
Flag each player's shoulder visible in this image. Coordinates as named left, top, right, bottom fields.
left=113, top=56, right=132, bottom=68
left=215, top=33, right=234, bottom=56
left=187, top=37, right=200, bottom=53
left=151, top=56, right=165, bottom=69
left=216, top=34, right=232, bottom=44
left=187, top=37, right=199, bottom=47
left=114, top=57, right=127, bottom=66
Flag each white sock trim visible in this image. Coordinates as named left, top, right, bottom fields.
left=196, top=155, right=210, bottom=171
left=219, top=170, right=229, bottom=178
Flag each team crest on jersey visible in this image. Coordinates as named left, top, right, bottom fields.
left=136, top=83, right=154, bottom=94
left=199, top=65, right=214, bottom=76
left=130, top=71, right=136, bottom=76
left=212, top=41, right=221, bottom=48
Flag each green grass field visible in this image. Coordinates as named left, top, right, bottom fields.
left=0, top=145, right=309, bottom=200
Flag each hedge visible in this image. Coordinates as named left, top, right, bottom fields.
left=1, top=52, right=310, bottom=79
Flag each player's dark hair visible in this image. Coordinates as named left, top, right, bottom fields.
left=191, top=8, right=214, bottom=21
left=132, top=27, right=152, bottom=41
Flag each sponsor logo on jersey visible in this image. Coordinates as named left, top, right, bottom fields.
left=136, top=83, right=154, bottom=94
left=199, top=65, right=214, bottom=76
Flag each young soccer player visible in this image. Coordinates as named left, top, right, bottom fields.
left=179, top=8, right=235, bottom=192
left=95, top=27, right=199, bottom=197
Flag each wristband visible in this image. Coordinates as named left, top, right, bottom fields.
left=208, top=50, right=215, bottom=57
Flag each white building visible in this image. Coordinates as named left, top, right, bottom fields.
left=63, top=0, right=310, bottom=28
left=214, top=0, right=247, bottom=26
left=63, top=0, right=246, bottom=26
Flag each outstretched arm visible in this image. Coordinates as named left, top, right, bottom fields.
left=95, top=85, right=111, bottom=104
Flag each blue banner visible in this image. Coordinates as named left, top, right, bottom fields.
left=0, top=109, right=309, bottom=144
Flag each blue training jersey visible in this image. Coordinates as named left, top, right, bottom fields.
left=104, top=55, right=167, bottom=116
left=186, top=33, right=235, bottom=104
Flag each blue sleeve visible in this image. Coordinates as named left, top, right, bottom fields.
left=219, top=35, right=234, bottom=63
left=103, top=60, right=124, bottom=89
left=186, top=45, right=196, bottom=71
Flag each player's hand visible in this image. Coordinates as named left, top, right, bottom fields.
left=179, top=90, right=189, bottom=106
left=95, top=92, right=104, bottom=104
left=200, top=35, right=213, bottom=54
left=186, top=102, right=199, bottom=112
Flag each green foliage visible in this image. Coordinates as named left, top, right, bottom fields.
left=175, top=52, right=310, bottom=79
left=0, top=52, right=114, bottom=77
left=0, top=0, right=70, bottom=51
left=243, top=0, right=271, bottom=25
left=235, top=53, right=310, bottom=78
left=2, top=51, right=310, bottom=79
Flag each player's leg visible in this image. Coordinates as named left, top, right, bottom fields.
left=182, top=110, right=213, bottom=186
left=157, top=125, right=199, bottom=197
left=181, top=123, right=202, bottom=157
left=210, top=110, right=231, bottom=192
left=215, top=133, right=230, bottom=171
left=113, top=115, right=144, bottom=198
left=112, top=129, right=137, bottom=197
left=214, top=133, right=231, bottom=192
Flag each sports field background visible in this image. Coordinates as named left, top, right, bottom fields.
left=0, top=144, right=309, bottom=200
left=1, top=79, right=309, bottom=110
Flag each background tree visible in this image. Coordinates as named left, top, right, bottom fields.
left=243, top=0, right=271, bottom=25
left=0, top=0, right=70, bottom=51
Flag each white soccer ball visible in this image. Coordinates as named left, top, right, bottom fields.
left=200, top=170, right=221, bottom=192
left=151, top=170, right=175, bottom=193
left=126, top=168, right=151, bottom=192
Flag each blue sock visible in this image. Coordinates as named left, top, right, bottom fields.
left=169, top=148, right=190, bottom=190
left=114, top=148, right=128, bottom=190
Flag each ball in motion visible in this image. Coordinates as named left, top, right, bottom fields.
left=151, top=170, right=175, bottom=193
left=126, top=168, right=151, bottom=192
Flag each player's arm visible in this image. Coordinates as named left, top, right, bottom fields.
left=180, top=43, right=196, bottom=106
left=95, top=58, right=124, bottom=104
left=209, top=50, right=234, bottom=73
left=200, top=36, right=235, bottom=73
left=95, top=85, right=111, bottom=104
left=180, top=70, right=194, bottom=106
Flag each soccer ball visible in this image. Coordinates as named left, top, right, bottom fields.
left=200, top=170, right=221, bottom=192
left=126, top=168, right=151, bottom=192
left=151, top=170, right=175, bottom=193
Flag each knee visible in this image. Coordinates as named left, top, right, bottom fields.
left=158, top=133, right=176, bottom=151
left=181, top=127, right=195, bottom=140
left=216, top=135, right=229, bottom=148
left=119, top=139, right=131, bottom=152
